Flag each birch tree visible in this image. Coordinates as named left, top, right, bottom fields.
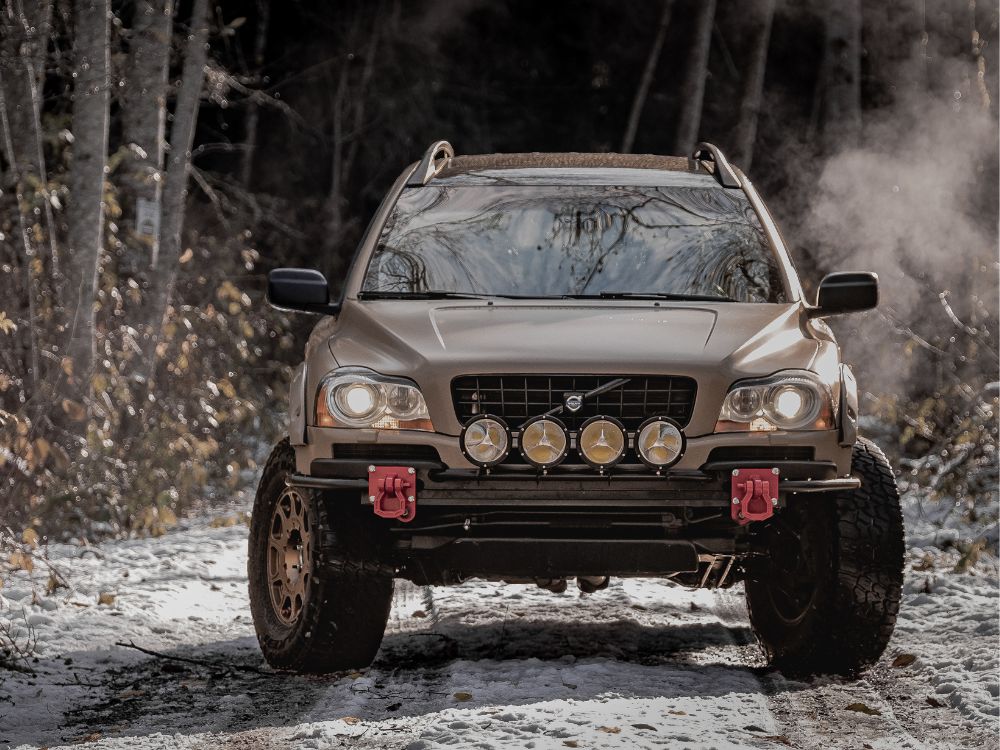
left=65, top=0, right=111, bottom=384
left=120, top=0, right=173, bottom=281
left=621, top=0, right=673, bottom=154
left=141, top=0, right=210, bottom=388
left=732, top=0, right=775, bottom=169
left=673, top=0, right=716, bottom=155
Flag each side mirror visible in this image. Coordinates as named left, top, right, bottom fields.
left=809, top=272, right=878, bottom=317
left=267, top=268, right=340, bottom=315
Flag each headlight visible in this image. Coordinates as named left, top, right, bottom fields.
left=316, top=368, right=433, bottom=430
left=461, top=415, right=510, bottom=467
left=577, top=416, right=627, bottom=469
left=636, top=417, right=685, bottom=468
left=519, top=416, right=569, bottom=469
left=716, top=371, right=834, bottom=432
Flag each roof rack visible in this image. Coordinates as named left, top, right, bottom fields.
left=692, top=142, right=740, bottom=188
left=406, top=140, right=455, bottom=186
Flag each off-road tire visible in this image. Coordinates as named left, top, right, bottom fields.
left=248, top=438, right=393, bottom=672
left=745, top=438, right=905, bottom=677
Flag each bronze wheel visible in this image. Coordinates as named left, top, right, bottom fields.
left=267, top=488, right=313, bottom=625
left=248, top=439, right=394, bottom=673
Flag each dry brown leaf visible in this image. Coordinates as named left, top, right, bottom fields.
left=597, top=726, right=621, bottom=734
left=61, top=399, right=86, bottom=421
left=411, top=609, right=427, bottom=618
left=9, top=551, right=33, bottom=572
left=562, top=742, right=579, bottom=748
left=98, top=591, right=116, bottom=606
left=82, top=731, right=102, bottom=742
left=21, top=528, right=39, bottom=548
left=341, top=716, right=361, bottom=725
left=453, top=691, right=473, bottom=702
left=179, top=248, right=194, bottom=264
left=892, top=653, right=917, bottom=668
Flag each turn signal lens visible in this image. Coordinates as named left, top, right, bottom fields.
left=519, top=417, right=569, bottom=469
left=636, top=417, right=685, bottom=468
left=461, top=416, right=510, bottom=468
left=577, top=416, right=627, bottom=469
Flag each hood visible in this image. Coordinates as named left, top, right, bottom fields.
left=330, top=300, right=822, bottom=373
left=323, top=300, right=837, bottom=436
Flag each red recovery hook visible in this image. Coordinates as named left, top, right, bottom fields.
left=731, top=468, right=779, bottom=525
left=368, top=466, right=417, bottom=522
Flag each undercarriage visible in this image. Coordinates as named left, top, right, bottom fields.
left=286, top=454, right=859, bottom=588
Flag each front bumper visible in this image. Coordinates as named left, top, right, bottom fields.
left=295, top=425, right=854, bottom=476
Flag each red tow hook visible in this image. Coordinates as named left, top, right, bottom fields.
left=731, top=468, right=779, bottom=525
left=368, top=466, right=417, bottom=522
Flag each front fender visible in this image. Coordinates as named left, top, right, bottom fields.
left=288, top=362, right=308, bottom=446
left=839, top=364, right=859, bottom=447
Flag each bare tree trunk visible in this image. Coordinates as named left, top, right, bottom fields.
left=0, top=0, right=58, bottom=395
left=621, top=0, right=672, bottom=154
left=239, top=0, right=270, bottom=187
left=821, top=0, right=862, bottom=152
left=673, top=0, right=716, bottom=155
left=141, top=0, right=210, bottom=389
left=732, top=0, right=775, bottom=169
left=0, top=78, right=40, bottom=392
left=65, top=0, right=111, bottom=386
left=120, top=0, right=173, bottom=280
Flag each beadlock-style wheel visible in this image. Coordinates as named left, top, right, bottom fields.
left=267, top=488, right=312, bottom=625
left=248, top=438, right=394, bottom=673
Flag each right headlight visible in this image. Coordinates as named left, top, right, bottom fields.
left=716, top=371, right=835, bottom=432
left=316, top=368, right=433, bottom=430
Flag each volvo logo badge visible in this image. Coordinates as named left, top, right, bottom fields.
left=564, top=393, right=584, bottom=412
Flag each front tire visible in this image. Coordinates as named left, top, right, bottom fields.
left=248, top=439, right=393, bottom=672
left=745, top=438, right=905, bottom=677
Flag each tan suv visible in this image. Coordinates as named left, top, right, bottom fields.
left=248, top=141, right=904, bottom=677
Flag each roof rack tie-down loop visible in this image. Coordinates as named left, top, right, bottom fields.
left=407, top=140, right=455, bottom=186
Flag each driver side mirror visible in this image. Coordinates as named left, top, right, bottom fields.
left=808, top=272, right=879, bottom=318
left=267, top=268, right=341, bottom=315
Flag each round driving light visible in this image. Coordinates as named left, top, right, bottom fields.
left=728, top=387, right=762, bottom=420
left=577, top=416, right=627, bottom=469
left=636, top=417, right=685, bottom=469
left=519, top=416, right=569, bottom=469
left=461, top=415, right=510, bottom=468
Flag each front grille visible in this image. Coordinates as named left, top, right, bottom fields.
left=451, top=374, right=697, bottom=431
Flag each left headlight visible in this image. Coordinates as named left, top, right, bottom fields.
left=716, top=371, right=835, bottom=432
left=315, top=368, right=433, bottom=431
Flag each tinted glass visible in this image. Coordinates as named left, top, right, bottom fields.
left=363, top=185, right=787, bottom=302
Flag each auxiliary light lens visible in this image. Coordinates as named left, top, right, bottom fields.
left=636, top=417, right=684, bottom=468
left=461, top=416, right=510, bottom=467
left=519, top=417, right=569, bottom=468
left=577, top=416, right=627, bottom=469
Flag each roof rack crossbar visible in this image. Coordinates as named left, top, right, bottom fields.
left=407, top=140, right=455, bottom=186
left=692, top=142, right=741, bottom=188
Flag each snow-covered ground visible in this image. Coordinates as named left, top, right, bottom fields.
left=1, top=502, right=997, bottom=750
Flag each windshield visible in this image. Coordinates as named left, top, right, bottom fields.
left=362, top=185, right=788, bottom=303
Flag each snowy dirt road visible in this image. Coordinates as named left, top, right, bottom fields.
left=1, top=513, right=997, bottom=750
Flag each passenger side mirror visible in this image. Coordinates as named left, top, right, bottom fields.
left=809, top=272, right=879, bottom=317
left=267, top=268, right=341, bottom=315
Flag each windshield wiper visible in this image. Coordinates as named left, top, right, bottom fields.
left=588, top=291, right=737, bottom=302
left=360, top=290, right=494, bottom=300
